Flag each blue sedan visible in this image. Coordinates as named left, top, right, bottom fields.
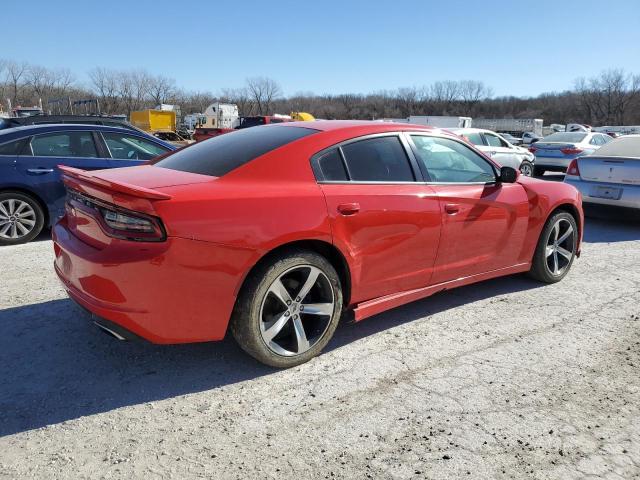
left=0, top=124, right=175, bottom=245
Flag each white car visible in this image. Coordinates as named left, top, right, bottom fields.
left=448, top=128, right=536, bottom=176
left=531, top=131, right=612, bottom=175
left=564, top=135, right=640, bottom=210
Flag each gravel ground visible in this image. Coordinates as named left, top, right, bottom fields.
left=0, top=214, right=639, bottom=479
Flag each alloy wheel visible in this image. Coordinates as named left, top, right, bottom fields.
left=545, top=218, right=575, bottom=276
left=0, top=199, right=37, bottom=240
left=259, top=265, right=335, bottom=357
left=520, top=161, right=533, bottom=176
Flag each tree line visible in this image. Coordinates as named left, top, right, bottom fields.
left=1, top=59, right=639, bottom=126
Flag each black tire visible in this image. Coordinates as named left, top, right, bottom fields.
left=519, top=160, right=534, bottom=177
left=528, top=211, right=578, bottom=283
left=0, top=191, right=45, bottom=246
left=533, top=166, right=545, bottom=177
left=230, top=249, right=343, bottom=368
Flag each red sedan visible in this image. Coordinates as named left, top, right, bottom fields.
left=53, top=121, right=583, bottom=368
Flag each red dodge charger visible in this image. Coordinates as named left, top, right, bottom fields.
left=53, top=121, right=583, bottom=367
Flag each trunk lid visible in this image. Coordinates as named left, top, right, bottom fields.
left=577, top=156, right=640, bottom=184
left=532, top=142, right=580, bottom=158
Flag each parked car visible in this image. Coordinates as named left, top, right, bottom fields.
left=448, top=127, right=536, bottom=176
left=499, top=133, right=522, bottom=145
left=564, top=134, right=640, bottom=211
left=522, top=132, right=543, bottom=145
left=0, top=124, right=175, bottom=245
left=530, top=131, right=612, bottom=176
left=0, top=114, right=142, bottom=133
left=53, top=121, right=583, bottom=368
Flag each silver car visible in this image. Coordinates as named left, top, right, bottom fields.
left=532, top=131, right=612, bottom=175
left=564, top=135, right=640, bottom=210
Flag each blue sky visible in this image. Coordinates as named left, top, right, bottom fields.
left=4, top=0, right=640, bottom=97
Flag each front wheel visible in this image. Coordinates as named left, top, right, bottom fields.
left=230, top=250, right=343, bottom=368
left=528, top=211, right=578, bottom=283
left=0, top=192, right=45, bottom=246
left=519, top=160, right=534, bottom=177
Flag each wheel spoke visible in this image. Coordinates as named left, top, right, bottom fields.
left=551, top=222, right=560, bottom=242
left=10, top=223, right=18, bottom=238
left=18, top=218, right=35, bottom=227
left=14, top=202, right=28, bottom=215
left=292, top=316, right=310, bottom=353
left=302, top=303, right=333, bottom=316
left=262, top=313, right=290, bottom=343
left=557, top=246, right=573, bottom=260
left=0, top=202, right=9, bottom=217
left=7, top=199, right=16, bottom=215
left=296, top=267, right=320, bottom=302
left=557, top=225, right=573, bottom=244
left=268, top=279, right=293, bottom=308
left=545, top=245, right=555, bottom=258
left=0, top=223, right=10, bottom=235
left=15, top=222, right=29, bottom=235
left=552, top=251, right=559, bottom=274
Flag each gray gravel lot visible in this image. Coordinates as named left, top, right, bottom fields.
left=1, top=214, right=639, bottom=479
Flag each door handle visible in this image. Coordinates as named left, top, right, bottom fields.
left=488, top=151, right=496, bottom=156
left=27, top=168, right=54, bottom=174
left=444, top=203, right=460, bottom=214
left=337, top=203, right=360, bottom=216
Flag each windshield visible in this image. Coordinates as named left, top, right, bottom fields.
left=542, top=132, right=587, bottom=143
left=155, top=126, right=317, bottom=177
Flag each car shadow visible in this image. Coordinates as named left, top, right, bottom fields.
left=583, top=208, right=640, bottom=243
left=0, top=273, right=544, bottom=437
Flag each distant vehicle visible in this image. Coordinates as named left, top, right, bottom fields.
left=499, top=133, right=522, bottom=145
left=472, top=118, right=544, bottom=137
left=448, top=128, right=535, bottom=176
left=566, top=123, right=591, bottom=133
left=236, top=116, right=293, bottom=129
left=521, top=132, right=543, bottom=145
left=290, top=112, right=316, bottom=122
left=530, top=131, right=612, bottom=176
left=407, top=116, right=472, bottom=128
left=0, top=124, right=174, bottom=245
left=564, top=134, right=640, bottom=211
left=12, top=106, right=43, bottom=117
left=0, top=114, right=142, bottom=133
left=130, top=109, right=193, bottom=147
left=192, top=103, right=239, bottom=142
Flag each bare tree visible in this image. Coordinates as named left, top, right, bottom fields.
left=221, top=87, right=255, bottom=115
left=245, top=77, right=282, bottom=115
left=89, top=67, right=121, bottom=114
left=4, top=60, right=29, bottom=106
left=148, top=74, right=176, bottom=106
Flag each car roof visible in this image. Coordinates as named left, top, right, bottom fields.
left=271, top=119, right=442, bottom=133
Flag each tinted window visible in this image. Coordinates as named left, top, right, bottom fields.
left=103, top=132, right=169, bottom=160
left=31, top=132, right=98, bottom=158
left=155, top=126, right=317, bottom=177
left=341, top=136, right=414, bottom=182
left=411, top=135, right=496, bottom=183
left=485, top=133, right=507, bottom=147
left=317, top=149, right=348, bottom=181
left=0, top=138, right=27, bottom=155
left=462, top=132, right=484, bottom=146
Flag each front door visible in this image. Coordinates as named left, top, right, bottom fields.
left=313, top=134, right=442, bottom=304
left=406, top=133, right=529, bottom=284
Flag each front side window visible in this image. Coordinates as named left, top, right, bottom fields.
left=103, top=133, right=169, bottom=160
left=411, top=135, right=496, bottom=183
left=0, top=138, right=27, bottom=155
left=30, top=131, right=98, bottom=158
left=484, top=133, right=507, bottom=148
left=340, top=136, right=414, bottom=182
left=462, top=132, right=484, bottom=146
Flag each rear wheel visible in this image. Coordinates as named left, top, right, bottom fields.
left=0, top=192, right=45, bottom=246
left=519, top=160, right=534, bottom=177
left=230, top=250, right=343, bottom=368
left=528, top=211, right=577, bottom=283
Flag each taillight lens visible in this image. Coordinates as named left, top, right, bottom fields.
left=67, top=189, right=166, bottom=242
left=566, top=159, right=581, bottom=177
left=561, top=147, right=583, bottom=155
left=528, top=146, right=537, bottom=153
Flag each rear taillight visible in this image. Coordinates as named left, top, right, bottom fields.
left=528, top=146, right=537, bottom=153
left=566, top=159, right=581, bottom=177
left=67, top=189, right=166, bottom=242
left=561, top=147, right=583, bottom=155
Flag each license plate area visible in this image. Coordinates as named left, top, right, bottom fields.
left=593, top=186, right=622, bottom=200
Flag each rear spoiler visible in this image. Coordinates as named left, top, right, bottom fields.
left=59, top=165, right=172, bottom=200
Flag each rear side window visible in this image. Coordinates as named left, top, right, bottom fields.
left=155, top=126, right=317, bottom=177
left=485, top=133, right=507, bottom=147
left=317, top=149, right=348, bottom=181
left=463, top=132, right=484, bottom=146
left=0, top=138, right=27, bottom=155
left=102, top=132, right=169, bottom=160
left=340, top=136, right=414, bottom=182
left=30, top=132, right=98, bottom=158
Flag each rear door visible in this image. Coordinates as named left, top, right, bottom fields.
left=314, top=134, right=442, bottom=303
left=98, top=131, right=172, bottom=167
left=407, top=133, right=529, bottom=284
left=483, top=132, right=520, bottom=169
left=16, top=130, right=110, bottom=220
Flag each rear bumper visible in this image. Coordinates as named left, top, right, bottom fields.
left=564, top=177, right=640, bottom=209
left=53, top=218, right=257, bottom=344
left=534, top=156, right=572, bottom=170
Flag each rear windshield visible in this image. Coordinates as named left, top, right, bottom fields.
left=542, top=132, right=587, bottom=143
left=592, top=135, right=640, bottom=158
left=154, top=125, right=317, bottom=177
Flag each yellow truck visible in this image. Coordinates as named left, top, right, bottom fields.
left=130, top=110, right=193, bottom=147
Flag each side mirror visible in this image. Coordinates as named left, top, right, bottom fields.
left=499, top=166, right=518, bottom=183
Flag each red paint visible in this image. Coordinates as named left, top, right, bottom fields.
left=52, top=121, right=584, bottom=343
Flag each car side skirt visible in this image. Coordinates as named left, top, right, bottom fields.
left=353, top=262, right=531, bottom=322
